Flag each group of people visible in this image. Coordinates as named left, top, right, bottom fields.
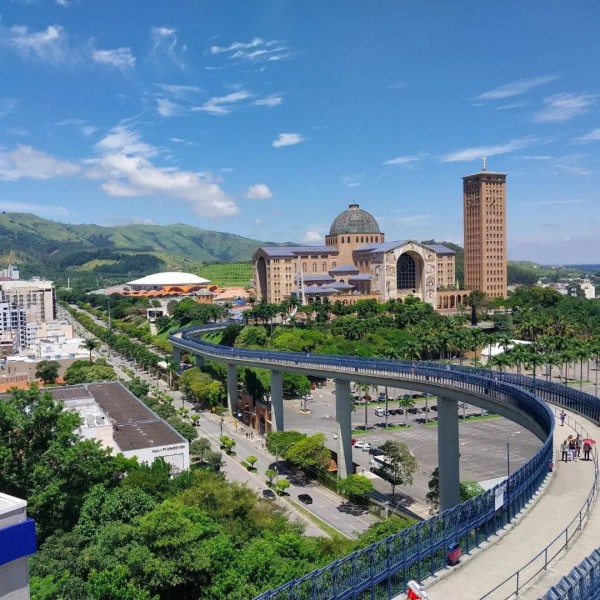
left=560, top=433, right=592, bottom=462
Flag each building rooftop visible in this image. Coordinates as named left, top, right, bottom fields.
left=0, top=493, right=26, bottom=515
left=330, top=264, right=359, bottom=274
left=257, top=246, right=338, bottom=258
left=127, top=272, right=210, bottom=287
left=355, top=240, right=410, bottom=253
left=425, top=244, right=455, bottom=256
left=329, top=204, right=380, bottom=236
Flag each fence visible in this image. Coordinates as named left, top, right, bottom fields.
left=542, top=548, right=600, bottom=600
left=169, top=324, right=600, bottom=600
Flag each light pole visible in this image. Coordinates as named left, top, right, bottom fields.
left=220, top=416, right=224, bottom=437
left=506, top=431, right=521, bottom=521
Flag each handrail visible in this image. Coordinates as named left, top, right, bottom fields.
left=542, top=549, right=600, bottom=599
left=479, top=410, right=599, bottom=599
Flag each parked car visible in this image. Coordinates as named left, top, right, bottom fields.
left=305, top=394, right=313, bottom=400
left=298, top=494, right=313, bottom=505
left=354, top=440, right=367, bottom=449
left=374, top=407, right=386, bottom=417
left=408, top=407, right=420, bottom=414
left=262, top=489, right=276, bottom=501
left=368, top=447, right=380, bottom=455
left=362, top=443, right=372, bottom=452
left=431, top=405, right=438, bottom=411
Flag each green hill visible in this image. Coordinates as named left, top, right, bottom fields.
left=0, top=213, right=267, bottom=287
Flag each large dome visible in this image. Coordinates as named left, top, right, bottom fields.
left=329, top=204, right=380, bottom=236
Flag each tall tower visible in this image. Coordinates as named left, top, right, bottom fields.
left=463, top=158, right=507, bottom=299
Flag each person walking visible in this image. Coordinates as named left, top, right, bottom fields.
left=561, top=440, right=569, bottom=462
left=559, top=411, right=566, bottom=426
left=576, top=434, right=582, bottom=458
left=568, top=437, right=577, bottom=462
left=583, top=441, right=592, bottom=461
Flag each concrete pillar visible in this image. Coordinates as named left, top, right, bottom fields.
left=172, top=347, right=181, bottom=368
left=270, top=370, right=284, bottom=431
left=226, top=363, right=238, bottom=414
left=335, top=379, right=354, bottom=479
left=438, top=396, right=461, bottom=511
left=195, top=354, right=205, bottom=368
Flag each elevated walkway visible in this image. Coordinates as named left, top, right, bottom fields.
left=424, top=409, right=599, bottom=599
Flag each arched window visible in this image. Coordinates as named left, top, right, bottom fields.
left=302, top=262, right=307, bottom=273
left=312, top=262, right=317, bottom=273
left=322, top=262, right=327, bottom=272
left=397, top=254, right=416, bottom=290
left=332, top=261, right=337, bottom=269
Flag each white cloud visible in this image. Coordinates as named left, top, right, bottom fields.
left=55, top=0, right=74, bottom=6
left=170, top=137, right=196, bottom=146
left=92, top=47, right=135, bottom=70
left=151, top=26, right=186, bottom=69
left=342, top=175, right=361, bottom=188
left=0, top=23, right=75, bottom=66
left=90, top=152, right=237, bottom=217
left=534, top=93, right=595, bottom=123
left=245, top=184, right=272, bottom=200
left=553, top=155, right=590, bottom=176
left=0, top=145, right=80, bottom=180
left=156, top=97, right=186, bottom=117
left=515, top=155, right=553, bottom=160
left=441, top=138, right=533, bottom=162
left=253, top=94, right=283, bottom=107
left=272, top=132, right=304, bottom=148
left=382, top=155, right=422, bottom=166
left=0, top=200, right=70, bottom=217
left=475, top=75, right=558, bottom=100
left=302, top=231, right=323, bottom=243
left=575, top=128, right=600, bottom=143
left=155, top=83, right=201, bottom=98
left=254, top=218, right=262, bottom=225
left=95, top=125, right=157, bottom=157
left=56, top=118, right=96, bottom=136
left=193, top=90, right=251, bottom=115
left=209, top=37, right=290, bottom=62
left=0, top=98, right=17, bottom=117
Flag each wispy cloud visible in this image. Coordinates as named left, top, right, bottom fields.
left=575, top=128, right=600, bottom=143
left=382, top=154, right=423, bottom=166
left=7, top=128, right=29, bottom=136
left=272, top=132, right=304, bottom=148
left=95, top=125, right=157, bottom=157
left=0, top=98, right=17, bottom=117
left=553, top=154, right=590, bottom=176
left=209, top=37, right=290, bottom=62
left=0, top=145, right=80, bottom=181
left=302, top=231, right=323, bottom=243
left=92, top=47, right=135, bottom=70
left=523, top=199, right=584, bottom=207
left=156, top=98, right=187, bottom=117
left=245, top=184, right=273, bottom=199
left=534, top=93, right=595, bottom=123
left=150, top=26, right=186, bottom=69
left=514, top=155, right=553, bottom=160
left=253, top=94, right=283, bottom=107
left=56, top=118, right=96, bottom=136
left=155, top=83, right=201, bottom=98
left=441, top=138, right=534, bottom=162
left=342, top=175, right=361, bottom=188
left=0, top=200, right=70, bottom=217
left=193, top=90, right=251, bottom=115
left=170, top=137, right=196, bottom=146
left=0, top=23, right=77, bottom=66
left=475, top=75, right=558, bottom=100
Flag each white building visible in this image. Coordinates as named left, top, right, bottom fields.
left=53, top=382, right=190, bottom=473
left=0, top=302, right=27, bottom=350
left=24, top=320, right=74, bottom=347
left=580, top=280, right=596, bottom=300
left=127, top=272, right=210, bottom=291
left=0, top=493, right=36, bottom=600
left=0, top=264, right=20, bottom=280
left=0, top=278, right=55, bottom=323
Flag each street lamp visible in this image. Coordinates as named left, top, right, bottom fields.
left=220, top=416, right=224, bottom=437
left=506, top=431, right=521, bottom=522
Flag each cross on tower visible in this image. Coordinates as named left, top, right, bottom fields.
left=482, top=156, right=487, bottom=171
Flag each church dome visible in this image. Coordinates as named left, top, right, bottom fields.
left=329, top=204, right=380, bottom=236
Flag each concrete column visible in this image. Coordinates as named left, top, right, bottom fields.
left=438, top=395, right=461, bottom=511
left=172, top=347, right=181, bottom=368
left=271, top=370, right=284, bottom=431
left=226, top=363, right=238, bottom=414
left=195, top=354, right=205, bottom=368
left=335, top=379, right=354, bottom=479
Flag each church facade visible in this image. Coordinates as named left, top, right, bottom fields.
left=253, top=204, right=459, bottom=310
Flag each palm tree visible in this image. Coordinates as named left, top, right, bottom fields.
left=80, top=338, right=100, bottom=363
left=398, top=395, right=415, bottom=426
left=355, top=382, right=376, bottom=431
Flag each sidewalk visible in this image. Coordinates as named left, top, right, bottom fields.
left=423, top=408, right=599, bottom=599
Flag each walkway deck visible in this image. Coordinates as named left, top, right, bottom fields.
left=423, top=409, right=599, bottom=599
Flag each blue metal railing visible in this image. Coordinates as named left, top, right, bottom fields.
left=168, top=324, right=600, bottom=600
left=542, top=548, right=600, bottom=600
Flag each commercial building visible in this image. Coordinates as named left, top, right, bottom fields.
left=463, top=159, right=508, bottom=298
left=0, top=302, right=26, bottom=351
left=0, top=278, right=56, bottom=323
left=0, top=493, right=36, bottom=600
left=253, top=203, right=458, bottom=309
left=48, top=382, right=190, bottom=473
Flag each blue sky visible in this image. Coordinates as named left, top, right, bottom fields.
left=0, top=0, right=599, bottom=264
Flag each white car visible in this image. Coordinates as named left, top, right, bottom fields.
left=362, top=442, right=372, bottom=452
left=354, top=440, right=366, bottom=449
left=305, top=394, right=313, bottom=400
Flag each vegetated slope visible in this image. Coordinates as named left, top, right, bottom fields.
left=0, top=213, right=268, bottom=284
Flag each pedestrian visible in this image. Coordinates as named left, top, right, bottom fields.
left=561, top=440, right=569, bottom=462
left=583, top=441, right=592, bottom=461
left=576, top=434, right=582, bottom=458
left=559, top=411, right=566, bottom=426
left=568, top=437, right=577, bottom=462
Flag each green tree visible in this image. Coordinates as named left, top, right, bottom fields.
left=356, top=516, right=416, bottom=547
left=459, top=480, right=485, bottom=501
left=35, top=360, right=60, bottom=384
left=275, top=478, right=290, bottom=495
left=338, top=474, right=373, bottom=505
left=80, top=338, right=100, bottom=363
left=265, top=469, right=277, bottom=485
left=284, top=434, right=331, bottom=471
left=245, top=455, right=258, bottom=470
left=377, top=441, right=417, bottom=500
left=220, top=435, right=236, bottom=454
left=265, top=431, right=306, bottom=456
left=190, top=438, right=222, bottom=471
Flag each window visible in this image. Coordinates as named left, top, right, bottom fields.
left=397, top=254, right=416, bottom=290
left=312, top=262, right=317, bottom=273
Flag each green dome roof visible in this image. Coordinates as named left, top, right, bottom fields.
left=329, top=204, right=380, bottom=236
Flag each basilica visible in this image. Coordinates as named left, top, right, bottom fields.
left=253, top=204, right=464, bottom=310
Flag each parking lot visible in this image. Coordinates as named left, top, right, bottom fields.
left=286, top=379, right=542, bottom=511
